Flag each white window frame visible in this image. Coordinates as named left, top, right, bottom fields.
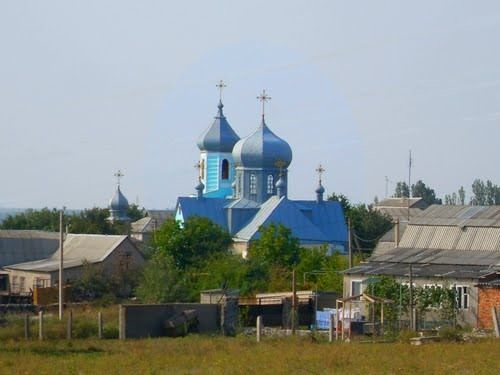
left=350, top=279, right=362, bottom=297
left=250, top=174, right=257, bottom=194
left=454, top=285, right=469, bottom=309
left=267, top=175, right=274, bottom=194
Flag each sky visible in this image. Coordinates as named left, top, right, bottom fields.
left=0, top=1, right=499, bottom=209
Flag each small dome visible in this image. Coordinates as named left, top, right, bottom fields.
left=276, top=176, right=286, bottom=189
left=197, top=101, right=240, bottom=152
left=233, top=118, right=292, bottom=169
left=109, top=185, right=129, bottom=211
left=195, top=179, right=205, bottom=192
left=315, top=184, right=325, bottom=195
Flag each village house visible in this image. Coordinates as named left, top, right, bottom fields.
left=344, top=205, right=500, bottom=328
left=3, top=234, right=145, bottom=293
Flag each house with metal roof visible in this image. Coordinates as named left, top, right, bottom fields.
left=175, top=89, right=348, bottom=256
left=344, top=204, right=500, bottom=328
left=130, top=210, right=174, bottom=242
left=3, top=234, right=145, bottom=294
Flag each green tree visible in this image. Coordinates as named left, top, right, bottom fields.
left=411, top=180, right=442, bottom=205
left=153, top=217, right=232, bottom=269
left=458, top=186, right=466, bottom=205
left=394, top=182, right=409, bottom=198
left=247, top=223, right=301, bottom=268
left=135, top=252, right=187, bottom=303
left=0, top=208, right=60, bottom=231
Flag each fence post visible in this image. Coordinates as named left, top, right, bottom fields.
left=328, top=313, right=334, bottom=343
left=119, top=305, right=126, bottom=340
left=24, top=314, right=30, bottom=339
left=38, top=310, right=44, bottom=341
left=98, top=312, right=103, bottom=339
left=67, top=310, right=73, bottom=340
left=256, top=315, right=262, bottom=343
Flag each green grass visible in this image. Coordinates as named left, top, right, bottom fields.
left=0, top=335, right=499, bottom=374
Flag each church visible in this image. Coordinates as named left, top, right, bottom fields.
left=175, top=85, right=348, bottom=256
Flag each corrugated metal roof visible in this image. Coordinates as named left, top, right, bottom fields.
left=411, top=205, right=500, bottom=227
left=376, top=198, right=424, bottom=208
left=399, top=225, right=500, bottom=251
left=5, top=234, right=132, bottom=272
left=345, top=262, right=494, bottom=280
left=0, top=230, right=59, bottom=267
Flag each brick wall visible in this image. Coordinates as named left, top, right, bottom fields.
left=477, top=287, right=500, bottom=328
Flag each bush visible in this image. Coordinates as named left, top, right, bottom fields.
left=438, top=327, right=463, bottom=342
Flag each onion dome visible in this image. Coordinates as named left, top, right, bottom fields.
left=197, top=101, right=240, bottom=152
left=315, top=184, right=325, bottom=195
left=276, top=175, right=287, bottom=198
left=109, top=185, right=129, bottom=211
left=232, top=118, right=292, bottom=169
left=195, top=179, right=205, bottom=199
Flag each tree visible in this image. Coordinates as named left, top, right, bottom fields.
left=471, top=179, right=500, bottom=205
left=394, top=182, right=409, bottom=198
left=153, top=217, right=233, bottom=269
left=458, top=186, right=466, bottom=205
left=135, top=252, right=187, bottom=303
left=411, top=180, right=442, bottom=205
left=247, top=223, right=301, bottom=268
left=0, top=208, right=60, bottom=231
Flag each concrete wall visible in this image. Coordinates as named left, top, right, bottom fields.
left=120, top=303, right=220, bottom=339
left=478, top=287, right=500, bottom=328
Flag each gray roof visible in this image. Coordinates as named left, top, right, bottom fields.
left=5, top=234, right=132, bottom=272
left=197, top=101, right=240, bottom=153
left=375, top=207, right=424, bottom=222
left=408, top=205, right=500, bottom=227
left=376, top=198, right=425, bottom=208
left=130, top=210, right=174, bottom=234
left=0, top=230, right=59, bottom=268
left=399, top=225, right=500, bottom=251
left=232, top=119, right=292, bottom=169
left=345, top=262, right=495, bottom=280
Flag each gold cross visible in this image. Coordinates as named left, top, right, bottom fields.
left=216, top=80, right=227, bottom=102
left=257, top=89, right=271, bottom=118
left=315, top=164, right=325, bottom=184
left=275, top=159, right=286, bottom=175
left=114, top=170, right=124, bottom=185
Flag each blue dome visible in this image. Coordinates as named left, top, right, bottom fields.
left=233, top=118, right=292, bottom=169
left=197, top=101, right=240, bottom=152
left=315, top=184, right=325, bottom=194
left=109, top=185, right=129, bottom=211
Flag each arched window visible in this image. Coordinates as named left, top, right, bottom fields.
left=250, top=174, right=257, bottom=194
left=237, top=174, right=242, bottom=196
left=267, top=175, right=274, bottom=194
left=221, top=159, right=229, bottom=180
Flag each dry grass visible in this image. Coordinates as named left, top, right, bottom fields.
left=0, top=334, right=499, bottom=374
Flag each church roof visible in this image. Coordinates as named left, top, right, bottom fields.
left=234, top=196, right=330, bottom=243
left=197, top=101, right=240, bottom=153
left=232, top=118, right=292, bottom=169
left=176, top=197, right=229, bottom=228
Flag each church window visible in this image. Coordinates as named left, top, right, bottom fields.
left=250, top=174, right=257, bottom=194
left=221, top=159, right=229, bottom=180
left=267, top=175, right=274, bottom=194
left=237, top=175, right=242, bottom=196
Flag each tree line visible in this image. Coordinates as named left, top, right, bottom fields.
left=391, top=179, right=499, bottom=206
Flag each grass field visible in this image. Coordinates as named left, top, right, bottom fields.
left=0, top=335, right=499, bottom=374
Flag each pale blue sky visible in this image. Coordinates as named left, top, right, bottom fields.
left=0, top=1, right=499, bottom=209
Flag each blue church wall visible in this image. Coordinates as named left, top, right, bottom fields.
left=235, top=167, right=286, bottom=203
left=200, top=151, right=236, bottom=198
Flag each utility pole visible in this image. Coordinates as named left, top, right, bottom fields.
left=58, top=210, right=64, bottom=320
left=409, top=264, right=413, bottom=331
left=348, top=218, right=353, bottom=269
left=291, top=269, right=296, bottom=335
left=407, top=150, right=412, bottom=222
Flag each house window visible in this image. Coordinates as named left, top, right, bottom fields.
left=351, top=280, right=362, bottom=297
left=11, top=276, right=18, bottom=293
left=250, top=174, right=257, bottom=194
left=455, top=285, right=469, bottom=309
left=221, top=159, right=229, bottom=180
left=19, top=277, right=25, bottom=292
left=267, top=175, right=274, bottom=194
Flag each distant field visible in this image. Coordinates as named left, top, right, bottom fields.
left=0, top=335, right=499, bottom=374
